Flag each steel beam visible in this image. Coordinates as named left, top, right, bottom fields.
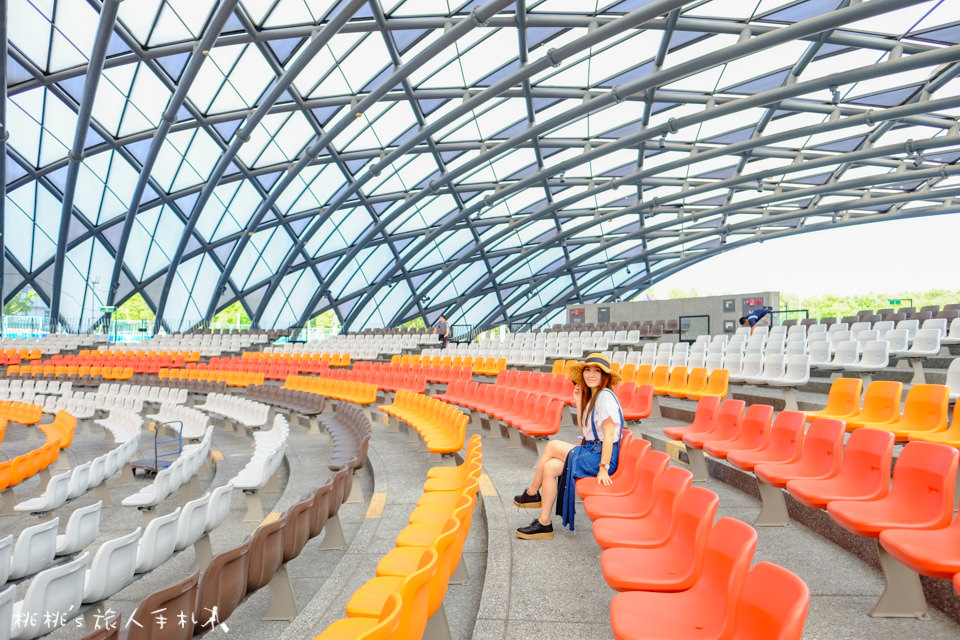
left=0, top=0, right=7, bottom=326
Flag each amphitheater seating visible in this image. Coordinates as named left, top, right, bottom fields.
left=843, top=380, right=902, bottom=431
left=378, top=390, right=466, bottom=454
left=869, top=383, right=949, bottom=441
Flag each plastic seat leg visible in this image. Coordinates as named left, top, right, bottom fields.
left=423, top=603, right=452, bottom=640
left=347, top=471, right=364, bottom=504
left=449, top=555, right=469, bottom=585
left=754, top=478, right=790, bottom=527
left=262, top=565, right=298, bottom=621
left=908, top=359, right=926, bottom=385
left=781, top=388, right=799, bottom=412
left=686, top=447, right=710, bottom=482
left=242, top=490, right=265, bottom=522
left=872, top=540, right=929, bottom=619
left=501, top=424, right=521, bottom=449
left=651, top=395, right=662, bottom=418
left=318, top=514, right=346, bottom=550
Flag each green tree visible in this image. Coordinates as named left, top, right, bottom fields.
left=114, top=293, right=155, bottom=321
left=307, top=309, right=340, bottom=331
left=212, top=301, right=251, bottom=327
left=3, top=288, right=41, bottom=316
left=400, top=317, right=426, bottom=330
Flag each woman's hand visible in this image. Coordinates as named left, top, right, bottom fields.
left=597, top=468, right=612, bottom=486
left=572, top=383, right=582, bottom=405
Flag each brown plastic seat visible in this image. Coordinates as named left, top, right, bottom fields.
left=127, top=571, right=200, bottom=639
left=308, top=482, right=334, bottom=539
left=283, top=494, right=314, bottom=564
left=195, top=538, right=251, bottom=634
left=247, top=513, right=287, bottom=592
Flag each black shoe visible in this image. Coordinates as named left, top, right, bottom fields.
left=513, top=490, right=542, bottom=508
left=517, top=519, right=554, bottom=540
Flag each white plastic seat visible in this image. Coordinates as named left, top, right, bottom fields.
left=87, top=455, right=107, bottom=489
left=686, top=351, right=706, bottom=370
left=946, top=358, right=960, bottom=402
left=846, top=340, right=890, bottom=373
left=121, top=468, right=172, bottom=508
left=820, top=339, right=860, bottom=370
left=895, top=319, right=920, bottom=343
left=65, top=461, right=92, bottom=500
left=884, top=329, right=910, bottom=355
left=871, top=320, right=894, bottom=335
left=135, top=507, right=181, bottom=573
left=654, top=348, right=672, bottom=368
left=670, top=343, right=688, bottom=368
left=724, top=351, right=744, bottom=378
left=11, top=552, right=88, bottom=640
left=204, top=483, right=234, bottom=533
left=901, top=328, right=941, bottom=358
left=769, top=354, right=811, bottom=387
left=730, top=352, right=763, bottom=382
left=922, top=317, right=948, bottom=340
left=942, top=318, right=960, bottom=346
left=746, top=353, right=785, bottom=385
left=0, top=584, right=14, bottom=640
left=82, top=528, right=141, bottom=603
left=704, top=352, right=724, bottom=373
left=14, top=472, right=71, bottom=514
left=808, top=340, right=832, bottom=367
left=56, top=501, right=103, bottom=556
left=855, top=329, right=879, bottom=351
left=9, top=517, right=59, bottom=580
left=0, top=535, right=12, bottom=585
left=849, top=321, right=871, bottom=341
left=829, top=329, right=851, bottom=349
left=784, top=340, right=805, bottom=356
left=175, top=493, right=211, bottom=551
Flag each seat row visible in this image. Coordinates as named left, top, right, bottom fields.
left=435, top=379, right=565, bottom=444
left=414, top=351, right=508, bottom=375
left=121, top=427, right=214, bottom=509
left=805, top=378, right=959, bottom=444
left=233, top=415, right=290, bottom=521
left=318, top=402, right=373, bottom=473
left=0, top=410, right=74, bottom=499
left=145, top=402, right=211, bottom=440
left=195, top=392, right=271, bottom=429
left=88, top=383, right=188, bottom=406
left=185, top=356, right=331, bottom=379
left=378, top=390, right=467, bottom=455
left=282, top=375, right=378, bottom=405
left=381, top=359, right=474, bottom=384
left=575, top=434, right=810, bottom=639
left=315, top=434, right=482, bottom=639
left=158, top=367, right=264, bottom=387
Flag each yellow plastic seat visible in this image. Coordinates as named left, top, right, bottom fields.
left=313, top=592, right=401, bottom=640
left=653, top=366, right=683, bottom=395
left=672, top=367, right=706, bottom=398
left=422, top=461, right=481, bottom=493
left=804, top=378, right=862, bottom=423
left=910, top=402, right=960, bottom=448
left=868, top=383, right=949, bottom=441
left=425, top=435, right=481, bottom=480
left=844, top=380, right=903, bottom=431
left=377, top=518, right=460, bottom=620
left=686, top=368, right=729, bottom=400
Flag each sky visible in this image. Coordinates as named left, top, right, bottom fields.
left=646, top=211, right=960, bottom=300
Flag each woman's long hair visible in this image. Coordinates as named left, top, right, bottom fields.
left=579, top=369, right=617, bottom=431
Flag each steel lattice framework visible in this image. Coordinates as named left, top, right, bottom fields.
left=2, top=0, right=959, bottom=332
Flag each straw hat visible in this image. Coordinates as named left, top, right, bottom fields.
left=569, top=352, right=621, bottom=388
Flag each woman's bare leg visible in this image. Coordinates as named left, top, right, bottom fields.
left=538, top=458, right=566, bottom=524
left=527, top=439, right=575, bottom=495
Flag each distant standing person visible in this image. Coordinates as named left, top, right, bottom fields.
left=435, top=315, right=451, bottom=349
left=739, top=305, right=774, bottom=334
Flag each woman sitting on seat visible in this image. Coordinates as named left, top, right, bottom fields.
left=514, top=353, right=624, bottom=539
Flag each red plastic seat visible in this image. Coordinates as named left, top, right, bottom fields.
left=727, top=411, right=806, bottom=472
left=786, top=428, right=894, bottom=510
left=703, top=404, right=774, bottom=460
left=662, top=396, right=721, bottom=441
left=600, top=486, right=721, bottom=592
left=880, top=514, right=960, bottom=580
left=683, top=400, right=746, bottom=449
left=583, top=450, right=670, bottom=520
left=827, top=441, right=959, bottom=538
left=591, top=467, right=694, bottom=550
left=576, top=437, right=649, bottom=500
left=725, top=562, right=810, bottom=640
left=608, top=518, right=757, bottom=638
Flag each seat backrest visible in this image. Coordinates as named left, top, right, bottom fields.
left=911, top=328, right=941, bottom=352
left=247, top=512, right=288, bottom=592
left=15, top=551, right=89, bottom=639
left=888, top=441, right=959, bottom=522
left=10, top=516, right=59, bottom=580
left=283, top=493, right=315, bottom=563
left=126, top=570, right=200, bottom=640
left=900, top=384, right=949, bottom=431
left=694, top=518, right=758, bottom=632
left=740, top=353, right=763, bottom=377
left=58, top=500, right=103, bottom=557
left=205, top=483, right=235, bottom=533
left=136, top=507, right=181, bottom=573
left=197, top=537, right=251, bottom=625
left=860, top=380, right=903, bottom=420
left=83, top=527, right=141, bottom=603
left=800, top=419, right=845, bottom=470
left=729, top=561, right=810, bottom=640
left=833, top=340, right=859, bottom=364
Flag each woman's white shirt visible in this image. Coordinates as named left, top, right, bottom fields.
left=581, top=388, right=622, bottom=442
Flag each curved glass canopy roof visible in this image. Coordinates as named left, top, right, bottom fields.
left=3, top=0, right=959, bottom=332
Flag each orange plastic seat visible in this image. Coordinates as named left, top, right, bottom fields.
left=803, top=377, right=862, bottom=423
left=827, top=441, right=959, bottom=538
left=314, top=592, right=402, bottom=639
left=583, top=450, right=670, bottom=520
left=650, top=365, right=670, bottom=392
left=880, top=514, right=960, bottom=581
left=662, top=396, right=721, bottom=441
left=703, top=403, right=773, bottom=460
left=600, top=487, right=723, bottom=592
left=725, top=562, right=810, bottom=640
left=655, top=366, right=686, bottom=395
left=787, top=428, right=895, bottom=510
left=601, top=518, right=757, bottom=616
left=727, top=411, right=806, bottom=472
left=634, top=364, right=653, bottom=387
left=591, top=467, right=694, bottom=550
left=867, top=383, right=949, bottom=441
left=844, top=380, right=902, bottom=431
